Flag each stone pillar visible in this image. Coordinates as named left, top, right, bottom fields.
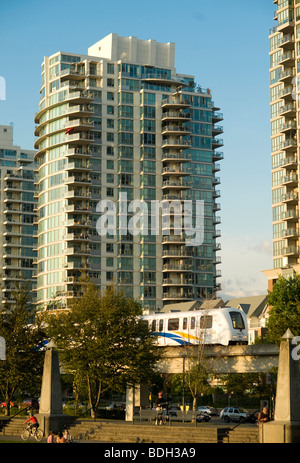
left=37, top=342, right=75, bottom=436
left=260, top=329, right=300, bottom=443
left=125, top=385, right=150, bottom=421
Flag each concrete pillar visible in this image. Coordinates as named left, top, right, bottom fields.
left=260, top=329, right=300, bottom=443
left=125, top=385, right=150, bottom=421
left=37, top=342, right=75, bottom=436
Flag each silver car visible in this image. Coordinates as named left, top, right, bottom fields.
left=220, top=407, right=250, bottom=423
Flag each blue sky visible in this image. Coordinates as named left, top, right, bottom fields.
left=0, top=0, right=276, bottom=300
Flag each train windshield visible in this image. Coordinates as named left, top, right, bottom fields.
left=229, top=312, right=245, bottom=330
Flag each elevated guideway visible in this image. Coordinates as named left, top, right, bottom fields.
left=159, top=344, right=280, bottom=374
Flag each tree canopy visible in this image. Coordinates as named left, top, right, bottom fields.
left=0, top=285, right=45, bottom=415
left=266, top=275, right=300, bottom=344
left=43, top=284, right=160, bottom=417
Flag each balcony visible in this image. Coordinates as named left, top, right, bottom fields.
left=161, top=98, right=191, bottom=109
left=162, top=235, right=186, bottom=244
left=282, top=173, right=298, bottom=186
left=162, top=166, right=191, bottom=176
left=212, top=112, right=223, bottom=122
left=162, top=277, right=193, bottom=287
left=162, top=291, right=194, bottom=301
left=162, top=138, right=192, bottom=149
left=212, top=125, right=224, bottom=136
left=162, top=250, right=194, bottom=258
left=282, top=192, right=298, bottom=203
left=162, top=152, right=192, bottom=162
left=163, top=263, right=192, bottom=272
left=67, top=132, right=94, bottom=144
left=162, top=111, right=191, bottom=122
left=65, top=148, right=92, bottom=159
left=281, top=85, right=294, bottom=100
left=212, top=151, right=224, bottom=162
left=64, top=189, right=91, bottom=199
left=278, top=68, right=295, bottom=83
left=280, top=50, right=295, bottom=66
left=279, top=103, right=296, bottom=117
left=281, top=209, right=299, bottom=221
left=277, top=19, right=294, bottom=34
left=65, top=233, right=91, bottom=242
left=67, top=104, right=93, bottom=118
left=161, top=125, right=192, bottom=135
left=162, top=179, right=191, bottom=190
left=64, top=246, right=91, bottom=256
left=283, top=138, right=297, bottom=151
left=141, top=74, right=188, bottom=87
left=281, top=121, right=296, bottom=133
left=278, top=34, right=294, bottom=49
left=66, top=218, right=90, bottom=228
left=65, top=175, right=91, bottom=186
left=283, top=245, right=299, bottom=256
left=212, top=138, right=224, bottom=148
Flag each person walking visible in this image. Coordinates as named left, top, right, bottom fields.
left=155, top=392, right=168, bottom=425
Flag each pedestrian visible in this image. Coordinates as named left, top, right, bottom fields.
left=155, top=392, right=168, bottom=425
left=47, top=430, right=55, bottom=443
left=257, top=405, right=270, bottom=425
left=63, top=429, right=72, bottom=443
left=56, top=431, right=66, bottom=443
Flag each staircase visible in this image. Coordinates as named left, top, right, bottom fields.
left=0, top=417, right=25, bottom=436
left=68, top=420, right=259, bottom=444
left=0, top=417, right=260, bottom=443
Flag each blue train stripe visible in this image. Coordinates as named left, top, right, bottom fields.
left=153, top=332, right=193, bottom=346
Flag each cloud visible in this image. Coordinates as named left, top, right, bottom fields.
left=219, top=235, right=272, bottom=301
left=248, top=239, right=272, bottom=255
left=193, top=12, right=205, bottom=22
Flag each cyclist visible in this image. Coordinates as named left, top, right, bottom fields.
left=24, top=412, right=39, bottom=434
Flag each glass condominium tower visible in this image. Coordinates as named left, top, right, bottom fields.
left=264, top=1, right=300, bottom=290
left=0, top=125, right=37, bottom=307
left=34, top=34, right=223, bottom=313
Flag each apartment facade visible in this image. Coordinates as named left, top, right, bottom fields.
left=0, top=125, right=37, bottom=307
left=34, top=34, right=223, bottom=313
left=263, top=1, right=300, bottom=289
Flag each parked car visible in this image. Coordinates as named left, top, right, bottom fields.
left=220, top=407, right=251, bottom=423
left=196, top=413, right=211, bottom=422
left=0, top=401, right=15, bottom=408
left=20, top=398, right=39, bottom=409
left=196, top=406, right=218, bottom=416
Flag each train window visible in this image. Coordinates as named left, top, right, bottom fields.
left=151, top=320, right=157, bottom=332
left=190, top=317, right=195, bottom=329
left=183, top=318, right=187, bottom=330
left=168, top=318, right=179, bottom=331
left=230, top=312, right=245, bottom=330
left=159, top=320, right=164, bottom=332
left=200, top=316, right=213, bottom=329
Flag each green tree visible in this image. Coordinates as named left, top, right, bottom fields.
left=266, top=275, right=300, bottom=344
left=0, top=285, right=45, bottom=416
left=43, top=283, right=160, bottom=418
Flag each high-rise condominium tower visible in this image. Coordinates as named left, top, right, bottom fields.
left=0, top=124, right=37, bottom=306
left=34, top=34, right=223, bottom=313
left=264, top=1, right=300, bottom=289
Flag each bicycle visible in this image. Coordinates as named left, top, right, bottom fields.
left=21, top=425, right=44, bottom=442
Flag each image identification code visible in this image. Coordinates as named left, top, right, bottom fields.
left=104, top=446, right=196, bottom=460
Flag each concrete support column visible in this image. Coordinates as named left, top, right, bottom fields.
left=260, top=329, right=300, bottom=443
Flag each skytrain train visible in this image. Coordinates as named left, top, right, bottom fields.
left=142, top=307, right=248, bottom=347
